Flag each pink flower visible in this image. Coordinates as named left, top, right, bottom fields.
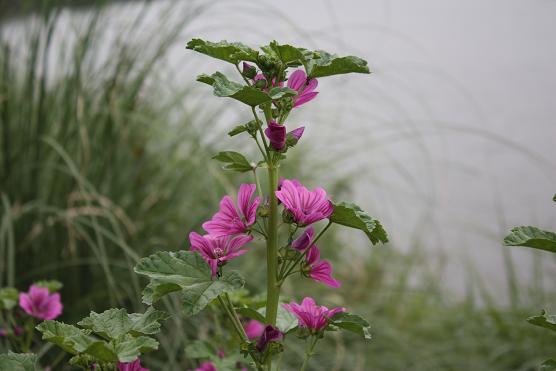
left=195, top=361, right=217, bottom=371
left=291, top=227, right=315, bottom=251
left=189, top=232, right=253, bottom=277
left=282, top=297, right=345, bottom=331
left=256, top=325, right=282, bottom=352
left=305, top=245, right=341, bottom=288
left=244, top=319, right=265, bottom=340
left=275, top=180, right=334, bottom=226
left=287, top=126, right=305, bottom=143
left=287, top=70, right=318, bottom=107
left=19, top=285, right=63, bottom=320
left=118, top=359, right=149, bottom=371
left=265, top=120, right=286, bottom=150
left=203, top=184, right=260, bottom=237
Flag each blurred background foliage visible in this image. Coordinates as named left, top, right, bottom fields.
left=0, top=0, right=555, bottom=370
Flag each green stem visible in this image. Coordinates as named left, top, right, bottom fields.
left=299, top=337, right=319, bottom=371
left=22, top=317, right=34, bottom=353
left=252, top=169, right=264, bottom=200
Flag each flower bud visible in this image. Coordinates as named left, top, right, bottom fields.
left=264, top=120, right=286, bottom=151
left=242, top=62, right=257, bottom=79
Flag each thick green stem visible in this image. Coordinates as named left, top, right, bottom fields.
left=266, top=166, right=280, bottom=327
left=299, top=337, right=319, bottom=371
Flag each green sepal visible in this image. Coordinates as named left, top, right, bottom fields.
left=330, top=312, right=371, bottom=340
left=330, top=202, right=388, bottom=245
left=0, top=352, right=38, bottom=371
left=228, top=125, right=248, bottom=137
left=212, top=151, right=254, bottom=172
left=186, top=39, right=259, bottom=64
left=504, top=226, right=556, bottom=253
left=197, top=72, right=271, bottom=106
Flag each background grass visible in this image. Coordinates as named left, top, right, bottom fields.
left=0, top=1, right=555, bottom=370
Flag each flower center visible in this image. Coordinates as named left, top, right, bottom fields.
left=213, top=247, right=225, bottom=258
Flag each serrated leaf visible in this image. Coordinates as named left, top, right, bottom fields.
left=0, top=287, right=18, bottom=310
left=504, top=226, right=556, bottom=253
left=541, top=359, right=556, bottom=371
left=197, top=72, right=271, bottom=106
left=36, top=321, right=99, bottom=355
left=258, top=305, right=298, bottom=333
left=112, top=334, right=158, bottom=363
left=268, top=87, right=298, bottom=100
left=186, top=39, right=259, bottom=64
left=212, top=151, right=253, bottom=172
left=185, top=340, right=216, bottom=359
left=77, top=307, right=168, bottom=340
left=527, top=310, right=556, bottom=332
left=235, top=306, right=267, bottom=323
left=331, top=312, right=372, bottom=340
left=304, top=50, right=370, bottom=78
left=35, top=279, right=63, bottom=292
left=330, top=202, right=388, bottom=245
left=262, top=41, right=306, bottom=65
left=134, top=251, right=245, bottom=317
left=0, top=352, right=37, bottom=371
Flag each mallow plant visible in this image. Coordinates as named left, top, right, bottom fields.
left=0, top=39, right=388, bottom=370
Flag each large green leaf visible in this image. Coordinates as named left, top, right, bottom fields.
left=36, top=321, right=100, bottom=355
left=197, top=72, right=271, bottom=106
left=212, top=151, right=253, bottom=172
left=331, top=312, right=372, bottom=340
left=77, top=307, right=168, bottom=340
left=186, top=39, right=259, bottom=64
left=504, top=226, right=556, bottom=253
left=112, top=334, right=158, bottom=363
left=527, top=310, right=556, bottom=332
left=0, top=352, right=37, bottom=371
left=0, top=287, right=18, bottom=310
left=261, top=41, right=306, bottom=65
left=304, top=50, right=370, bottom=78
left=134, top=251, right=245, bottom=317
left=330, top=202, right=388, bottom=245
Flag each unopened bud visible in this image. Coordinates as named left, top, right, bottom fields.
left=242, top=62, right=257, bottom=79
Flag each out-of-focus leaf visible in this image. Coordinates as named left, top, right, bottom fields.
left=330, top=312, right=372, bottom=340
left=212, top=151, right=253, bottom=172
left=235, top=306, right=266, bottom=323
left=0, top=287, right=18, bottom=310
left=541, top=359, right=556, bottom=371
left=303, top=50, right=370, bottom=78
left=35, top=279, right=63, bottom=292
left=0, top=352, right=37, bottom=371
left=186, top=39, right=259, bottom=64
left=330, top=202, right=388, bottom=245
left=504, top=226, right=556, bottom=253
left=258, top=305, right=298, bottom=333
left=197, top=72, right=271, bottom=106
left=134, top=251, right=245, bottom=317
left=185, top=340, right=216, bottom=359
left=527, top=310, right=556, bottom=332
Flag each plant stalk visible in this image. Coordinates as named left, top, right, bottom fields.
left=299, top=337, right=319, bottom=371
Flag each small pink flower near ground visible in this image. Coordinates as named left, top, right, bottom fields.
left=117, top=358, right=149, bottom=371
left=19, top=284, right=62, bottom=320
left=244, top=319, right=265, bottom=340
left=283, top=297, right=345, bottom=331
left=203, top=184, right=260, bottom=237
left=275, top=180, right=334, bottom=226
left=305, top=245, right=341, bottom=288
left=189, top=232, right=253, bottom=277
left=195, top=361, right=217, bottom=371
left=287, top=70, right=318, bottom=107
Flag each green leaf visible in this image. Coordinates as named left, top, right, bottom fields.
left=268, top=87, right=298, bottom=100
left=112, top=334, right=158, bottom=363
left=35, top=279, right=63, bottom=292
left=197, top=72, right=271, bottom=106
left=541, top=359, right=556, bottom=371
left=134, top=251, right=245, bottom=317
left=228, top=125, right=248, bottom=137
left=235, top=306, right=267, bottom=323
left=262, top=41, right=306, bottom=65
left=185, top=340, right=216, bottom=359
left=304, top=50, right=370, bottom=78
left=212, top=151, right=253, bottom=172
left=186, top=39, right=259, bottom=64
left=77, top=307, right=168, bottom=339
left=36, top=321, right=99, bottom=355
left=504, top=226, right=556, bottom=253
left=0, top=287, right=18, bottom=310
left=527, top=310, right=556, bottom=332
left=0, top=352, right=37, bottom=371
left=331, top=312, right=372, bottom=340
left=330, top=202, right=388, bottom=245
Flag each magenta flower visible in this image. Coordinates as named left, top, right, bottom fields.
left=19, top=285, right=62, bottom=320
left=305, top=245, right=341, bottom=288
left=265, top=120, right=286, bottom=150
left=0, top=329, right=6, bottom=337
left=275, top=180, right=334, bottom=226
left=244, top=319, right=265, bottom=340
left=189, top=232, right=253, bottom=277
left=291, top=227, right=315, bottom=251
left=256, top=325, right=282, bottom=352
left=118, top=359, right=149, bottom=371
left=195, top=361, right=217, bottom=371
left=278, top=177, right=302, bottom=190
left=283, top=297, right=345, bottom=331
left=287, top=70, right=318, bottom=107
left=203, top=184, right=260, bottom=237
